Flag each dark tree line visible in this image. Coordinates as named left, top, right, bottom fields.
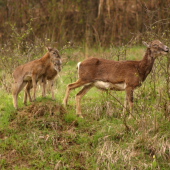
left=0, top=0, right=170, bottom=48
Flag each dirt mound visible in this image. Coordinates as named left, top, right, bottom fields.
left=26, top=102, right=65, bottom=117
left=8, top=100, right=66, bottom=129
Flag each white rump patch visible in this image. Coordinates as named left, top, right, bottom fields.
left=77, top=62, right=81, bottom=78
left=94, top=81, right=126, bottom=91
left=77, top=62, right=81, bottom=70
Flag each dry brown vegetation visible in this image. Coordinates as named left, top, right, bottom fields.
left=0, top=0, right=170, bottom=48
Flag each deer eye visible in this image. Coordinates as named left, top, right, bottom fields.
left=153, top=44, right=158, bottom=47
left=53, top=52, right=56, bottom=54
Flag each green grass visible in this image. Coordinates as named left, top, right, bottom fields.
left=1, top=46, right=170, bottom=169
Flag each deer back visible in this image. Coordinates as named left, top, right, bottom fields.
left=78, top=57, right=141, bottom=85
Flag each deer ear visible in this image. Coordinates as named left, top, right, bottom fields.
left=142, top=41, right=150, bottom=48
left=46, top=47, right=53, bottom=52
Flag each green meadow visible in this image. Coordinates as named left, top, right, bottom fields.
left=0, top=46, right=170, bottom=170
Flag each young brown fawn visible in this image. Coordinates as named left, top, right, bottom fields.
left=23, top=58, right=62, bottom=105
left=12, top=47, right=60, bottom=109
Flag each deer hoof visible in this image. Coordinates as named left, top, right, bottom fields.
left=77, top=114, right=83, bottom=118
left=62, top=102, right=67, bottom=107
left=15, top=107, right=18, bottom=110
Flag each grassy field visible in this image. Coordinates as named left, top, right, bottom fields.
left=0, top=46, right=170, bottom=170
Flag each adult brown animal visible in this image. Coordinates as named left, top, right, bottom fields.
left=63, top=40, right=169, bottom=117
left=23, top=58, right=62, bottom=105
left=12, top=47, right=60, bottom=109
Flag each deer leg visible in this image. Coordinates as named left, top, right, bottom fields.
left=27, top=81, right=33, bottom=102
left=23, top=83, right=28, bottom=105
left=32, top=76, right=37, bottom=101
left=63, top=79, right=88, bottom=106
left=13, top=81, right=27, bottom=109
left=23, top=81, right=33, bottom=105
left=40, top=76, right=47, bottom=98
left=49, top=80, right=55, bottom=100
left=123, top=92, right=128, bottom=114
left=13, top=82, right=20, bottom=109
left=76, top=85, right=93, bottom=117
left=125, top=87, right=134, bottom=113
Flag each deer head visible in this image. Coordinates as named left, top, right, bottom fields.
left=52, top=58, right=62, bottom=72
left=46, top=47, right=60, bottom=60
left=142, top=40, right=169, bottom=58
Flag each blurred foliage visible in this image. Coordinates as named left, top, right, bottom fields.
left=0, top=0, right=169, bottom=48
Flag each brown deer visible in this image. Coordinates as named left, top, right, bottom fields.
left=63, top=40, right=169, bottom=117
left=12, top=47, right=60, bottom=109
left=23, top=58, right=62, bottom=105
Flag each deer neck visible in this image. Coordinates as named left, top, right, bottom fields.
left=40, top=52, right=51, bottom=66
left=139, top=48, right=155, bottom=81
